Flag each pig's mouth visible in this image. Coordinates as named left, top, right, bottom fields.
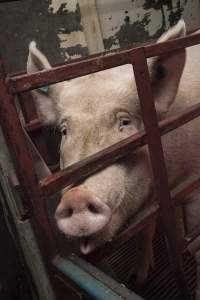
left=79, top=220, right=113, bottom=255
left=80, top=232, right=108, bottom=255
left=80, top=235, right=96, bottom=254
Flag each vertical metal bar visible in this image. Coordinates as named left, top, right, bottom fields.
left=0, top=57, right=57, bottom=260
left=130, top=48, right=191, bottom=299
left=18, top=92, right=38, bottom=123
left=18, top=92, right=54, bottom=165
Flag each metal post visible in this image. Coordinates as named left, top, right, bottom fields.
left=131, top=47, right=191, bottom=299
left=0, top=57, right=57, bottom=260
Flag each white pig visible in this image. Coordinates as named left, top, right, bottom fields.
left=27, top=20, right=200, bottom=297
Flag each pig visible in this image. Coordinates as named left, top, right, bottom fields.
left=27, top=20, right=200, bottom=297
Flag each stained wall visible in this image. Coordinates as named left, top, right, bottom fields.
left=0, top=1, right=199, bottom=73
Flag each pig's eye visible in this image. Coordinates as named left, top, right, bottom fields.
left=60, top=124, right=67, bottom=136
left=119, top=117, right=131, bottom=131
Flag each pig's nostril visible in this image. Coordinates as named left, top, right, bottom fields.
left=88, top=203, right=99, bottom=214
left=65, top=207, right=73, bottom=218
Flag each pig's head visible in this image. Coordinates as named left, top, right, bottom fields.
left=27, top=20, right=186, bottom=254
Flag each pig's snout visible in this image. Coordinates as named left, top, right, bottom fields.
left=55, top=188, right=111, bottom=237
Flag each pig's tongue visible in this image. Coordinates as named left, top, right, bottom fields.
left=80, top=237, right=96, bottom=254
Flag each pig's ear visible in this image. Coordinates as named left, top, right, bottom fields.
left=27, top=41, right=58, bottom=124
left=27, top=41, right=52, bottom=72
left=149, top=20, right=186, bottom=119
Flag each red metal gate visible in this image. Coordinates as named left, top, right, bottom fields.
left=0, top=32, right=200, bottom=299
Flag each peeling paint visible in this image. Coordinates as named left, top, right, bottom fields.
left=62, top=44, right=88, bottom=59
left=144, top=0, right=186, bottom=28
left=58, top=31, right=87, bottom=59
left=49, top=3, right=83, bottom=34
left=0, top=0, right=199, bottom=73
left=97, top=0, right=199, bottom=51
left=0, top=0, right=87, bottom=73
left=104, top=12, right=151, bottom=49
left=50, top=0, right=77, bottom=13
left=58, top=31, right=88, bottom=59
left=182, top=0, right=200, bottom=29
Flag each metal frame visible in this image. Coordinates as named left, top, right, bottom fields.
left=1, top=32, right=200, bottom=299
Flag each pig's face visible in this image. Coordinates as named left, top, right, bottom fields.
left=54, top=67, right=152, bottom=253
left=27, top=20, right=186, bottom=254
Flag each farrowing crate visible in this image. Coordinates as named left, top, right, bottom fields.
left=1, top=32, right=200, bottom=300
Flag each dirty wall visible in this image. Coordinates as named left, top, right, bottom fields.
left=0, top=0, right=200, bottom=73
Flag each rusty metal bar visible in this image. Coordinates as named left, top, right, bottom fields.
left=23, top=98, right=200, bottom=135
left=130, top=47, right=190, bottom=299
left=17, top=92, right=38, bottom=123
left=24, top=118, right=43, bottom=132
left=173, top=177, right=200, bottom=204
left=18, top=91, right=58, bottom=165
left=9, top=32, right=200, bottom=94
left=144, top=32, right=200, bottom=57
left=40, top=101, right=200, bottom=197
left=0, top=58, right=57, bottom=260
left=41, top=130, right=147, bottom=197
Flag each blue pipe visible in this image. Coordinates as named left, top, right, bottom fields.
left=54, top=256, right=132, bottom=300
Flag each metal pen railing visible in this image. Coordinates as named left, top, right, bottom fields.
left=0, top=32, right=200, bottom=299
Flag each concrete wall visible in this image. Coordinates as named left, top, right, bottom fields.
left=97, top=0, right=200, bottom=50
left=0, top=0, right=200, bottom=73
left=0, top=0, right=88, bottom=73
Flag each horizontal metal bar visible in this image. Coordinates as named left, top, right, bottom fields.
left=53, top=255, right=143, bottom=300
left=173, top=177, right=200, bottom=205
left=24, top=119, right=43, bottom=133
left=144, top=31, right=200, bottom=58
left=9, top=52, right=130, bottom=94
left=41, top=131, right=147, bottom=197
left=9, top=32, right=200, bottom=94
left=40, top=101, right=200, bottom=197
